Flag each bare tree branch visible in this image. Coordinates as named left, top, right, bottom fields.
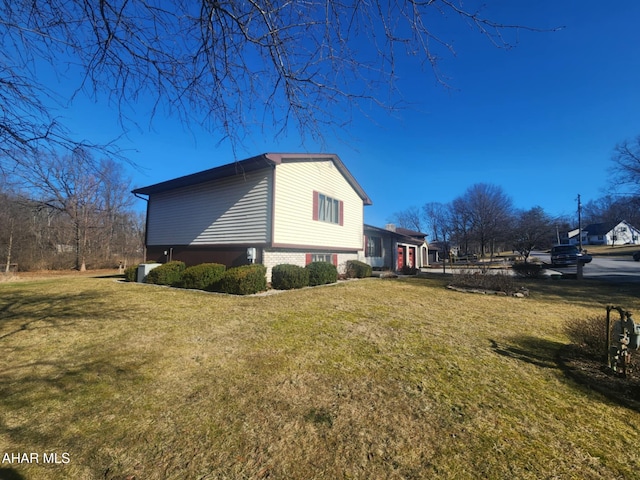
left=1, top=0, right=554, bottom=155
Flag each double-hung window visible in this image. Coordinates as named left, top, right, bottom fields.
left=313, top=191, right=343, bottom=225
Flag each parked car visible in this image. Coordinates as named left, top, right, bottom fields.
left=550, top=245, right=592, bottom=267
left=633, top=251, right=640, bottom=261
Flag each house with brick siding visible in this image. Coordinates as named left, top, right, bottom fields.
left=132, top=153, right=372, bottom=281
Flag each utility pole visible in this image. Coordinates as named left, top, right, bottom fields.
left=577, top=194, right=584, bottom=280
left=577, top=194, right=583, bottom=251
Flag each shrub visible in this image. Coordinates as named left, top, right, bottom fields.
left=346, top=260, right=372, bottom=279
left=564, top=315, right=607, bottom=357
left=512, top=261, right=545, bottom=278
left=179, top=263, right=226, bottom=290
left=124, top=264, right=139, bottom=282
left=452, top=270, right=519, bottom=295
left=216, top=264, right=267, bottom=295
left=305, top=261, right=338, bottom=286
left=145, top=261, right=186, bottom=286
left=271, top=264, right=309, bottom=290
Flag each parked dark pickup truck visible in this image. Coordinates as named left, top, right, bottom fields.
left=550, top=245, right=592, bottom=267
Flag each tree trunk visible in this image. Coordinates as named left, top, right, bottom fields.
left=5, top=218, right=13, bottom=273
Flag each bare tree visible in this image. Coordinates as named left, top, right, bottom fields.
left=422, top=201, right=454, bottom=272
left=452, top=183, right=514, bottom=257
left=611, top=135, right=640, bottom=194
left=0, top=1, right=550, bottom=159
left=389, top=206, right=423, bottom=232
left=511, top=206, right=554, bottom=262
left=10, top=149, right=133, bottom=270
left=583, top=195, right=640, bottom=228
left=422, top=202, right=452, bottom=243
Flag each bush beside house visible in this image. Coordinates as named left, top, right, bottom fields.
left=145, top=261, right=186, bottom=286
left=135, top=259, right=351, bottom=294
left=271, top=264, right=309, bottom=290
left=306, top=261, right=338, bottom=286
left=124, top=264, right=139, bottom=282
left=216, top=264, right=267, bottom=295
left=179, top=263, right=226, bottom=290
left=346, top=260, right=372, bottom=278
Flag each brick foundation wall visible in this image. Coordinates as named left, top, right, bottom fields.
left=263, top=249, right=359, bottom=282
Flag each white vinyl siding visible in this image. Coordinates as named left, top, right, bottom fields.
left=272, top=160, right=363, bottom=249
left=146, top=169, right=272, bottom=245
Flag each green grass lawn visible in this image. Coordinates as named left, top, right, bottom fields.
left=1, top=274, right=640, bottom=479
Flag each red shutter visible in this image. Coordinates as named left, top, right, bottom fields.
left=363, top=235, right=368, bottom=254
left=306, top=253, right=313, bottom=265
left=332, top=254, right=338, bottom=266
left=339, top=200, right=344, bottom=226
left=312, top=191, right=319, bottom=221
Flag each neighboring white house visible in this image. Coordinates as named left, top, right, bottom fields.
left=360, top=224, right=428, bottom=271
left=132, top=153, right=372, bottom=280
left=567, top=221, right=640, bottom=246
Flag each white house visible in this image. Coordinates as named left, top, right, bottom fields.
left=583, top=221, right=640, bottom=246
left=567, top=221, right=640, bottom=246
left=132, top=153, right=372, bottom=280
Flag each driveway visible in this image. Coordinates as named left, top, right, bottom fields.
left=531, top=251, right=640, bottom=284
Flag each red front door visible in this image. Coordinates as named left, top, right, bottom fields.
left=408, top=247, right=415, bottom=268
left=397, top=246, right=405, bottom=271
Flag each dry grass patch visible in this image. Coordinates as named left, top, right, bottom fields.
left=1, top=275, right=640, bottom=479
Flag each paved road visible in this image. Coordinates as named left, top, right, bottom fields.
left=531, top=250, right=640, bottom=284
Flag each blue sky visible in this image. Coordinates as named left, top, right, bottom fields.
left=52, top=1, right=640, bottom=228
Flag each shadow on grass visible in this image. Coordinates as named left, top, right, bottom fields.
left=0, top=468, right=26, bottom=480
left=519, top=277, right=640, bottom=308
left=0, top=286, right=152, bottom=453
left=0, top=290, right=109, bottom=340
left=490, top=336, right=562, bottom=370
left=491, top=336, right=640, bottom=413
left=0, top=350, right=150, bottom=473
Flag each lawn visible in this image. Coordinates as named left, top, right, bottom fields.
left=1, top=273, right=640, bottom=479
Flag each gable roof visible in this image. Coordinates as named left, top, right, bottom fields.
left=132, top=152, right=372, bottom=205
left=582, top=221, right=640, bottom=236
left=583, top=222, right=618, bottom=236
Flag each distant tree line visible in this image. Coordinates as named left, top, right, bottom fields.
left=413, top=184, right=562, bottom=263
left=390, top=135, right=640, bottom=262
left=1, top=150, right=143, bottom=272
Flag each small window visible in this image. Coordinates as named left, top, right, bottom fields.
left=306, top=253, right=337, bottom=266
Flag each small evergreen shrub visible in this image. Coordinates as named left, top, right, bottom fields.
left=145, top=261, right=186, bottom=286
left=271, top=264, right=309, bottom=290
left=305, top=261, right=338, bottom=286
left=124, top=264, right=139, bottom=282
left=179, top=263, right=226, bottom=290
left=216, top=264, right=267, bottom=295
left=346, top=260, right=372, bottom=278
